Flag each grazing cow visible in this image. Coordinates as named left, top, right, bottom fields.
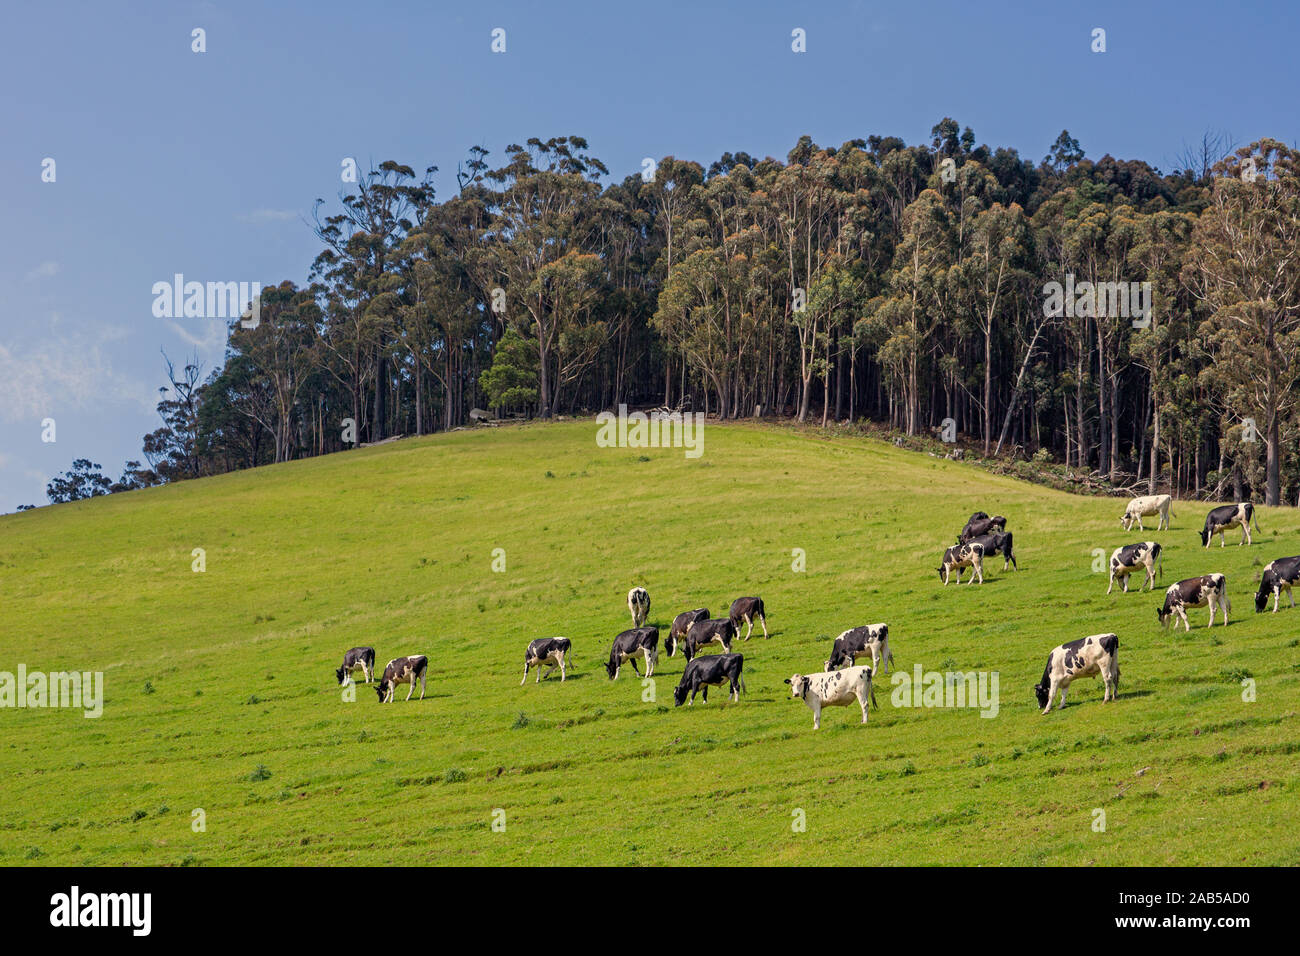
left=667, top=608, right=710, bottom=657
left=1033, top=634, right=1120, bottom=714
left=825, top=624, right=894, bottom=675
left=672, top=653, right=746, bottom=706
left=335, top=646, right=375, bottom=685
left=627, top=587, right=651, bottom=627
left=1157, top=574, right=1230, bottom=631
left=605, top=627, right=659, bottom=679
left=964, top=530, right=1016, bottom=571
left=1121, top=494, right=1173, bottom=531
left=375, top=655, right=428, bottom=703
left=1254, top=556, right=1300, bottom=613
left=729, top=596, right=768, bottom=640
left=520, top=637, right=572, bottom=685
left=1107, top=542, right=1162, bottom=594
left=938, top=542, right=984, bottom=585
left=959, top=512, right=1007, bottom=543
left=1199, top=502, right=1259, bottom=548
left=784, top=666, right=878, bottom=730
left=682, top=618, right=737, bottom=662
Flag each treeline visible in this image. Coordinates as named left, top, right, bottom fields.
left=47, top=122, right=1300, bottom=506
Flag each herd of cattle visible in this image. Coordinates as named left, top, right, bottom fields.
left=331, top=494, right=1294, bottom=726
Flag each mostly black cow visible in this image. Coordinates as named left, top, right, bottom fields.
left=520, top=637, right=572, bottom=684
left=825, top=624, right=893, bottom=674
left=1157, top=574, right=1230, bottom=630
left=729, top=596, right=768, bottom=640
left=375, top=655, right=428, bottom=703
left=335, top=646, right=375, bottom=685
left=964, top=531, right=1016, bottom=571
left=938, top=542, right=984, bottom=585
left=1255, top=556, right=1300, bottom=613
left=605, top=627, right=659, bottom=679
left=959, top=512, right=1007, bottom=543
left=1107, top=542, right=1162, bottom=594
left=1033, top=634, right=1120, bottom=714
left=672, top=653, right=746, bottom=706
left=682, top=618, right=737, bottom=662
left=1199, top=503, right=1259, bottom=548
left=667, top=608, right=709, bottom=657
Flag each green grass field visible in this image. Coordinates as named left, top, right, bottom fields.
left=2, top=421, right=1297, bottom=866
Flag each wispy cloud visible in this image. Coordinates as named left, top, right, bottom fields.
left=236, top=208, right=300, bottom=224
left=25, top=260, right=59, bottom=281
left=0, top=334, right=155, bottom=424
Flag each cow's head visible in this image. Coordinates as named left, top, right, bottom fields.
left=672, top=683, right=688, bottom=707
left=335, top=666, right=348, bottom=685
left=1033, top=682, right=1049, bottom=710
left=374, top=681, right=389, bottom=702
left=824, top=647, right=851, bottom=671
left=1120, top=514, right=1131, bottom=530
left=1156, top=605, right=1171, bottom=627
left=604, top=656, right=619, bottom=680
left=784, top=675, right=809, bottom=700
left=1254, top=574, right=1272, bottom=612
left=1198, top=527, right=1211, bottom=546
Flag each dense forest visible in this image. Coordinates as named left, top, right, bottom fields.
left=45, top=122, right=1300, bottom=506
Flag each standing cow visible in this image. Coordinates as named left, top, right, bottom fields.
left=520, top=637, right=572, bottom=684
left=938, top=542, right=984, bottom=585
left=605, top=627, right=659, bottom=679
left=784, top=666, right=878, bottom=730
left=963, top=531, right=1016, bottom=571
left=1033, top=634, right=1120, bottom=714
left=1199, top=502, right=1259, bottom=548
left=681, top=618, right=737, bottom=662
left=1121, top=494, right=1174, bottom=531
left=335, top=646, right=376, bottom=685
left=1255, top=556, right=1300, bottom=613
left=667, top=608, right=709, bottom=657
left=672, top=653, right=746, bottom=706
left=1107, top=542, right=1162, bottom=594
left=375, top=655, right=428, bottom=703
left=960, top=512, right=1007, bottom=543
left=729, top=596, right=768, bottom=640
left=627, top=587, right=651, bottom=627
left=824, top=624, right=894, bottom=675
left=1157, top=574, right=1230, bottom=630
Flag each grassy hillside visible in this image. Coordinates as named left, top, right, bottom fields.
left=2, top=421, right=1297, bottom=866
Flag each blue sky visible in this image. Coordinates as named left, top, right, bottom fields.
left=1, top=0, right=1296, bottom=510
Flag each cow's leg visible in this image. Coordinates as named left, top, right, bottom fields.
left=1242, top=524, right=1251, bottom=546
left=1136, top=515, right=1145, bottom=530
left=560, top=655, right=567, bottom=682
left=811, top=701, right=821, bottom=730
left=629, top=657, right=641, bottom=677
left=1179, top=607, right=1191, bottom=632
left=760, top=614, right=768, bottom=639
left=858, top=691, right=869, bottom=724
left=1288, top=587, right=1296, bottom=610
left=974, top=560, right=984, bottom=584
left=1056, top=683, right=1070, bottom=711
left=701, top=686, right=708, bottom=703
left=1042, top=679, right=1058, bottom=715
left=521, top=661, right=530, bottom=686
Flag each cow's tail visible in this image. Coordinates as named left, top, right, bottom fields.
left=1252, top=505, right=1261, bottom=532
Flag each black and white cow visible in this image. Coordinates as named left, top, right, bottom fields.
left=1199, top=502, right=1259, bottom=548
left=672, top=653, right=746, bottom=706
left=729, top=596, right=768, bottom=640
left=335, top=646, right=375, bottom=685
left=785, top=666, right=878, bottom=730
left=667, top=608, right=710, bottom=657
left=682, top=618, right=738, bottom=662
left=1033, top=633, right=1119, bottom=714
left=959, top=512, right=1007, bottom=543
left=627, top=587, right=651, bottom=627
left=1107, top=541, right=1162, bottom=594
left=520, top=637, right=572, bottom=684
left=375, top=655, right=428, bottom=703
left=1121, top=494, right=1174, bottom=532
left=1157, top=574, right=1230, bottom=630
left=605, top=627, right=659, bottom=679
left=824, top=624, right=894, bottom=675
left=964, top=531, right=1016, bottom=571
left=1254, top=556, right=1300, bottom=613
left=938, top=542, right=984, bottom=585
